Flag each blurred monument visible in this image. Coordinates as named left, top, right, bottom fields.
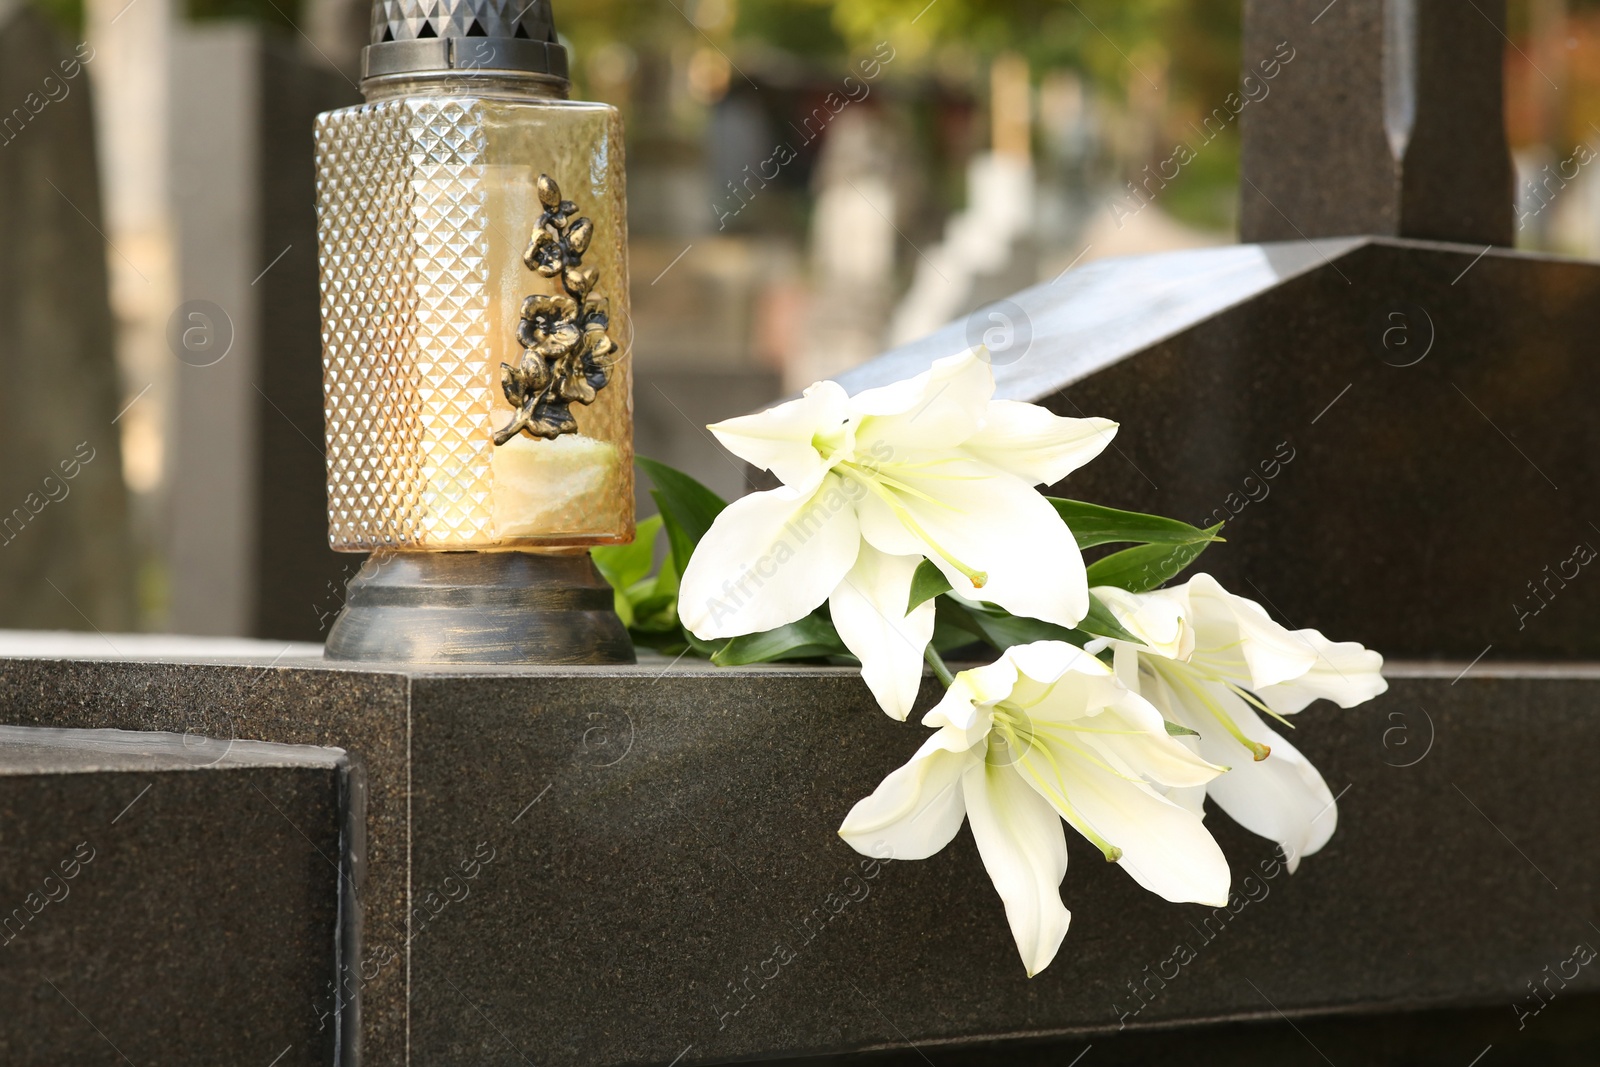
left=305, top=0, right=367, bottom=79
left=1034, top=69, right=1101, bottom=270
left=1238, top=0, right=1513, bottom=244
left=789, top=107, right=900, bottom=389
left=0, top=2, right=135, bottom=630
left=890, top=52, right=1040, bottom=346
left=62, top=0, right=360, bottom=641
left=164, top=27, right=359, bottom=640
left=629, top=61, right=787, bottom=503
left=87, top=0, right=177, bottom=625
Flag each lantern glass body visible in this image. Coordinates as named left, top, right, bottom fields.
left=315, top=75, right=633, bottom=551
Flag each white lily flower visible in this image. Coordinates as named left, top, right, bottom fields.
left=678, top=349, right=1116, bottom=720
left=1093, top=574, right=1387, bottom=871
left=838, top=641, right=1230, bottom=975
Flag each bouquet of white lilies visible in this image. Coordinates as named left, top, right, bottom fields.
left=594, top=348, right=1386, bottom=977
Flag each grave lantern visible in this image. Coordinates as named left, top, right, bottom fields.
left=313, top=0, right=634, bottom=663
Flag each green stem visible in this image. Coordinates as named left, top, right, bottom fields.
left=924, top=644, right=955, bottom=688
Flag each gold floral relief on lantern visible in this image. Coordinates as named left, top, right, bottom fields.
left=486, top=169, right=632, bottom=545
left=495, top=175, right=619, bottom=443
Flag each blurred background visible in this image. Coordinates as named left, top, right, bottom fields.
left=2, top=0, right=1599, bottom=641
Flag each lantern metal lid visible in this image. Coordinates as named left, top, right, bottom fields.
left=362, top=0, right=570, bottom=82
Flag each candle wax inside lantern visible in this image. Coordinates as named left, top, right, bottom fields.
left=492, top=433, right=620, bottom=538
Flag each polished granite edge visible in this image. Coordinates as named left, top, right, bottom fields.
left=0, top=723, right=349, bottom=773
left=6, top=652, right=1600, bottom=682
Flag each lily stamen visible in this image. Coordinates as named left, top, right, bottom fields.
left=1161, top=662, right=1271, bottom=761
left=848, top=469, right=990, bottom=588
left=1014, top=749, right=1124, bottom=863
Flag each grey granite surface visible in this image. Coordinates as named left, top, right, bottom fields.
left=0, top=649, right=407, bottom=1065
left=0, top=644, right=1596, bottom=1065
left=1238, top=0, right=1513, bottom=246
left=0, top=725, right=351, bottom=1065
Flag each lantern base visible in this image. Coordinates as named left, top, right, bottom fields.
left=323, top=550, right=635, bottom=665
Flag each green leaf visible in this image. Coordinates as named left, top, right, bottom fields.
left=636, top=456, right=728, bottom=574
left=629, top=588, right=679, bottom=623
left=685, top=630, right=725, bottom=657
left=591, top=516, right=664, bottom=628
left=1076, top=591, right=1143, bottom=643
left=906, top=559, right=953, bottom=614
left=1084, top=530, right=1222, bottom=593
left=931, top=614, right=985, bottom=653
left=625, top=545, right=684, bottom=638
left=592, top=515, right=661, bottom=590
left=935, top=596, right=1086, bottom=652
left=649, top=530, right=682, bottom=599
left=1164, top=720, right=1200, bottom=737
left=711, top=613, right=848, bottom=665
left=630, top=629, right=691, bottom=654
left=1049, top=498, right=1221, bottom=549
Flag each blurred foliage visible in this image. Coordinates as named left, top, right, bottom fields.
left=727, top=0, right=1238, bottom=229
left=559, top=0, right=683, bottom=60
left=30, top=0, right=84, bottom=36
left=1509, top=0, right=1600, bottom=35
left=802, top=0, right=1238, bottom=106
left=731, top=0, right=843, bottom=57
left=31, top=0, right=1600, bottom=237
left=559, top=0, right=1239, bottom=104
left=185, top=0, right=302, bottom=32
left=26, top=0, right=304, bottom=36
left=1504, top=0, right=1600, bottom=151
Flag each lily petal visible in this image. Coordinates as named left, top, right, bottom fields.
left=1185, top=574, right=1317, bottom=689
left=1005, top=640, right=1101, bottom=696
left=1188, top=689, right=1338, bottom=872
left=707, top=380, right=849, bottom=488
left=1259, top=630, right=1388, bottom=714
left=1024, top=738, right=1230, bottom=906
left=849, top=349, right=994, bottom=451
left=829, top=545, right=937, bottom=720
left=923, top=658, right=1016, bottom=747
left=1167, top=782, right=1208, bottom=819
left=856, top=457, right=1090, bottom=629
left=962, top=754, right=1072, bottom=977
left=678, top=475, right=861, bottom=639
left=1094, top=585, right=1192, bottom=661
left=940, top=641, right=1098, bottom=721
left=1076, top=707, right=1226, bottom=790
left=1111, top=641, right=1142, bottom=691
left=838, top=735, right=972, bottom=861
left=963, top=400, right=1118, bottom=487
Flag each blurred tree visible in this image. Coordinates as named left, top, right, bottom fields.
left=760, top=0, right=1237, bottom=106
left=732, top=0, right=843, bottom=58
left=718, top=0, right=1242, bottom=229
left=184, top=0, right=301, bottom=29
left=561, top=0, right=682, bottom=62
left=26, top=0, right=305, bottom=35
left=1505, top=0, right=1600, bottom=152
left=30, top=0, right=84, bottom=35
